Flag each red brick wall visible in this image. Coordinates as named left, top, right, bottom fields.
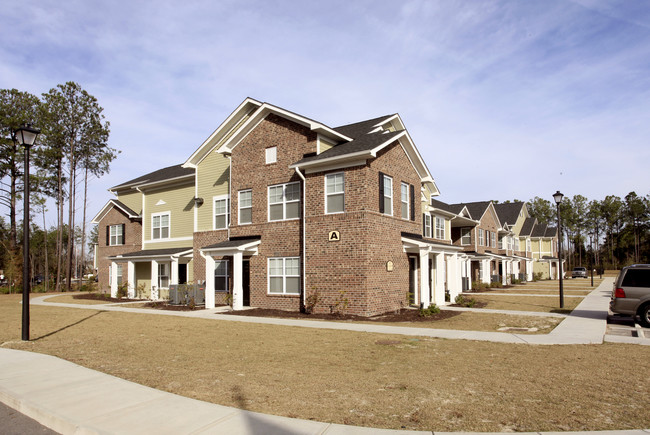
left=96, top=207, right=142, bottom=292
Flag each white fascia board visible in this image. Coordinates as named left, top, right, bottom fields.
left=290, top=150, right=372, bottom=170
left=431, top=208, right=456, bottom=218
left=183, top=98, right=263, bottom=168
left=389, top=131, right=438, bottom=194
left=302, top=158, right=368, bottom=175
left=200, top=240, right=261, bottom=255
left=91, top=199, right=140, bottom=224
left=133, top=174, right=195, bottom=191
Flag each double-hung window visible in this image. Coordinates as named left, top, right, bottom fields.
left=382, top=175, right=393, bottom=215
left=491, top=232, right=496, bottom=248
left=152, top=213, right=170, bottom=239
left=214, top=260, right=229, bottom=292
left=109, top=224, right=123, bottom=246
left=268, top=182, right=300, bottom=221
left=158, top=263, right=169, bottom=288
left=461, top=228, right=471, bottom=245
left=214, top=195, right=229, bottom=230
left=268, top=257, right=300, bottom=295
left=435, top=216, right=445, bottom=240
left=325, top=173, right=344, bottom=214
left=238, top=189, right=252, bottom=224
left=526, top=239, right=531, bottom=252
left=109, top=264, right=123, bottom=286
left=478, top=228, right=485, bottom=246
left=401, top=182, right=409, bottom=219
left=423, top=214, right=432, bottom=238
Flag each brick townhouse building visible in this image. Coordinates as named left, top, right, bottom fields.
left=92, top=98, right=559, bottom=316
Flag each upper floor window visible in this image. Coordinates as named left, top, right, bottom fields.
left=423, top=214, right=432, bottom=238
left=380, top=174, right=393, bottom=216
left=461, top=228, right=471, bottom=245
left=325, top=173, right=344, bottom=214
left=268, top=257, right=300, bottom=295
left=214, top=195, right=230, bottom=230
left=498, top=236, right=504, bottom=250
left=239, top=190, right=252, bottom=225
left=401, top=182, right=409, bottom=219
left=478, top=228, right=484, bottom=246
left=265, top=146, right=277, bottom=164
left=108, top=224, right=124, bottom=246
left=152, top=213, right=170, bottom=239
left=435, top=216, right=445, bottom=240
left=526, top=239, right=531, bottom=252
left=268, top=182, right=300, bottom=221
left=491, top=231, right=496, bottom=248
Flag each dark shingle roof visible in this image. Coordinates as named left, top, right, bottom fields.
left=111, top=164, right=194, bottom=190
left=545, top=226, right=557, bottom=237
left=450, top=201, right=491, bottom=221
left=531, top=223, right=548, bottom=237
left=520, top=217, right=536, bottom=236
left=111, top=247, right=192, bottom=258
left=494, top=202, right=525, bottom=226
left=430, top=199, right=466, bottom=215
left=293, top=130, right=403, bottom=166
left=333, top=115, right=395, bottom=139
left=202, top=236, right=261, bottom=250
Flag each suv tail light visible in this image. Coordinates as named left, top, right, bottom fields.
left=615, top=288, right=626, bottom=298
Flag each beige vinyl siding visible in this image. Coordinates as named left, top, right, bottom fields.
left=186, top=259, right=194, bottom=282
left=318, top=136, right=335, bottom=154
left=421, top=185, right=434, bottom=214
left=116, top=190, right=142, bottom=215
left=135, top=262, right=152, bottom=297
left=143, top=182, right=195, bottom=249
left=196, top=151, right=230, bottom=231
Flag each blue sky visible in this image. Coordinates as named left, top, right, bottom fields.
left=2, top=0, right=650, bottom=227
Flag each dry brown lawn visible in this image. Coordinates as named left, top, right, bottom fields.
left=470, top=295, right=582, bottom=313
left=45, top=294, right=113, bottom=305
left=1, top=293, right=648, bottom=432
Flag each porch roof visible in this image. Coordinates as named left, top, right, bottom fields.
left=109, top=247, right=193, bottom=261
left=201, top=236, right=261, bottom=254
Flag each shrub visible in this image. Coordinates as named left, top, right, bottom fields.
left=533, top=272, right=544, bottom=282
left=116, top=281, right=129, bottom=299
left=455, top=294, right=476, bottom=308
left=419, top=304, right=440, bottom=317
left=305, top=290, right=320, bottom=314
left=471, top=281, right=489, bottom=291
left=490, top=280, right=503, bottom=288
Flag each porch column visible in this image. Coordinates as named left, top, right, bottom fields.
left=527, top=260, right=533, bottom=281
left=232, top=251, right=243, bottom=311
left=482, top=259, right=490, bottom=283
left=419, top=249, right=430, bottom=308
left=171, top=257, right=179, bottom=285
left=151, top=260, right=159, bottom=300
left=110, top=261, right=118, bottom=298
left=205, top=255, right=215, bottom=309
left=127, top=261, right=135, bottom=298
left=448, top=253, right=460, bottom=303
left=502, top=260, right=507, bottom=285
left=465, top=258, right=472, bottom=291
left=432, top=253, right=445, bottom=304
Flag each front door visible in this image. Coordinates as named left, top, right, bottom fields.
left=178, top=263, right=187, bottom=284
left=242, top=259, right=250, bottom=306
left=408, top=256, right=417, bottom=305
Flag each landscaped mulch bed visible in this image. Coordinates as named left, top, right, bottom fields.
left=72, top=293, right=204, bottom=311
left=141, top=301, right=205, bottom=311
left=221, top=307, right=462, bottom=323
left=72, top=293, right=144, bottom=303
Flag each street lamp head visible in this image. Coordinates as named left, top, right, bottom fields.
left=553, top=190, right=564, bottom=205
left=13, top=124, right=40, bottom=147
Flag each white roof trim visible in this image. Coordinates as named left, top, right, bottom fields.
left=200, top=239, right=261, bottom=255
left=91, top=199, right=140, bottom=224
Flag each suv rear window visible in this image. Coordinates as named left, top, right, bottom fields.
left=621, top=269, right=650, bottom=287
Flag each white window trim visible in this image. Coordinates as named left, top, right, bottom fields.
left=401, top=182, right=409, bottom=220
left=267, top=257, right=301, bottom=295
left=435, top=216, right=445, bottom=240
left=268, top=182, right=300, bottom=222
left=423, top=214, right=432, bottom=238
left=478, top=228, right=484, bottom=246
left=158, top=262, right=170, bottom=289
left=214, top=260, right=229, bottom=293
left=238, top=189, right=252, bottom=225
left=383, top=175, right=393, bottom=216
left=151, top=211, right=171, bottom=240
left=491, top=232, right=496, bottom=248
left=325, top=172, right=345, bottom=215
left=461, top=228, right=471, bottom=246
left=109, top=224, right=123, bottom=246
left=265, top=146, right=277, bottom=164
left=213, top=194, right=230, bottom=230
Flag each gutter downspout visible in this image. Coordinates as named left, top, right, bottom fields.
left=295, top=166, right=306, bottom=312
left=227, top=154, right=232, bottom=240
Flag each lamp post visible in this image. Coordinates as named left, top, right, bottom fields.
left=13, top=124, right=40, bottom=341
left=553, top=190, right=564, bottom=309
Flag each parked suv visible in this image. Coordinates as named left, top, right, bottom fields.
left=610, top=264, right=650, bottom=327
left=571, top=267, right=588, bottom=278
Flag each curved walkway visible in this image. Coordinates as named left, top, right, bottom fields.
left=32, top=278, right=613, bottom=345
left=1, top=277, right=648, bottom=434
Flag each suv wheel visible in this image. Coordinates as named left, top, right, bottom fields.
left=638, top=303, right=650, bottom=328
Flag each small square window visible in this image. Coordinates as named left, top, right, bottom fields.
left=265, top=147, right=277, bottom=164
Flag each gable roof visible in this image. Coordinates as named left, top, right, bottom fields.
left=545, top=226, right=557, bottom=237
left=494, top=202, right=526, bottom=226
left=519, top=217, right=537, bottom=236
left=333, top=114, right=395, bottom=138
left=531, top=222, right=548, bottom=237
left=110, top=164, right=194, bottom=192
left=91, top=199, right=141, bottom=224
left=450, top=201, right=492, bottom=221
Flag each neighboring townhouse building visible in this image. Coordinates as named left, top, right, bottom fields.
left=493, top=202, right=535, bottom=282
left=94, top=98, right=458, bottom=316
left=530, top=222, right=560, bottom=279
